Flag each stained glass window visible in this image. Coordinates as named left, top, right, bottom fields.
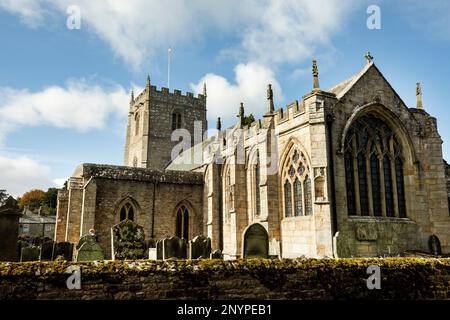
left=284, top=181, right=292, bottom=217
left=358, top=153, right=369, bottom=216
left=383, top=156, right=394, bottom=217
left=304, top=176, right=312, bottom=216
left=294, top=178, right=303, bottom=216
left=370, top=154, right=382, bottom=216
left=396, top=157, right=406, bottom=218
left=344, top=114, right=407, bottom=218
left=282, top=148, right=313, bottom=217
left=345, top=150, right=356, bottom=215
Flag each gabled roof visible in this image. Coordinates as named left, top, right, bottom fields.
left=327, top=61, right=374, bottom=99
left=326, top=61, right=409, bottom=110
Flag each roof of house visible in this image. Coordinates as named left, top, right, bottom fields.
left=20, top=209, right=56, bottom=224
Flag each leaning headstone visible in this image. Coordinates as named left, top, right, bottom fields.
left=53, top=242, right=74, bottom=261
left=111, top=219, right=146, bottom=260
left=428, top=235, right=442, bottom=256
left=76, top=236, right=104, bottom=261
left=40, top=240, right=55, bottom=261
left=211, top=249, right=223, bottom=259
left=20, top=246, right=40, bottom=262
left=163, top=236, right=187, bottom=260
left=189, top=235, right=211, bottom=259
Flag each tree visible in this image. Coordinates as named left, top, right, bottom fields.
left=243, top=114, right=255, bottom=126
left=19, top=189, right=45, bottom=210
left=0, top=189, right=9, bottom=206
left=42, top=188, right=58, bottom=215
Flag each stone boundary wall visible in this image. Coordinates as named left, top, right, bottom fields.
left=1, top=258, right=450, bottom=300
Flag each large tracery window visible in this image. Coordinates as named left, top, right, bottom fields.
left=344, top=114, right=407, bottom=218
left=282, top=149, right=313, bottom=217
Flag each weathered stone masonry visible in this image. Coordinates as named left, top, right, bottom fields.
left=446, top=160, right=450, bottom=214
left=55, top=164, right=204, bottom=259
left=57, top=58, right=450, bottom=260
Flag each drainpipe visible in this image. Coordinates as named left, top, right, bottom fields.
left=151, top=181, right=157, bottom=239
left=218, top=163, right=224, bottom=251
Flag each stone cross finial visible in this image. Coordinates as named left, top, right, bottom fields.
left=203, top=82, right=207, bottom=97
left=146, top=75, right=151, bottom=87
left=416, top=82, right=423, bottom=109
left=238, top=102, right=245, bottom=126
left=267, top=84, right=274, bottom=113
left=365, top=51, right=374, bottom=63
left=216, top=117, right=221, bottom=131
left=312, top=60, right=320, bottom=91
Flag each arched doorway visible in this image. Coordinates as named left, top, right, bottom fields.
left=243, top=224, right=269, bottom=258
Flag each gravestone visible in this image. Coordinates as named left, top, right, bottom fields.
left=54, top=242, right=74, bottom=261
left=189, top=235, right=211, bottom=259
left=428, top=235, right=442, bottom=256
left=20, top=246, right=40, bottom=262
left=76, top=235, right=104, bottom=261
left=111, top=219, right=146, bottom=260
left=156, top=239, right=163, bottom=260
left=211, top=249, right=223, bottom=259
left=163, top=236, right=187, bottom=260
left=268, top=238, right=281, bottom=259
left=243, top=224, right=268, bottom=259
left=0, top=196, right=21, bottom=261
left=40, top=240, right=55, bottom=261
left=148, top=248, right=157, bottom=260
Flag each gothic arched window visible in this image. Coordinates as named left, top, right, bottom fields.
left=119, top=202, right=135, bottom=222
left=344, top=114, right=407, bottom=218
left=176, top=205, right=189, bottom=240
left=282, top=148, right=313, bottom=217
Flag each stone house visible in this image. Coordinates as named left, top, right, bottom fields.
left=19, top=209, right=56, bottom=239
left=56, top=55, right=450, bottom=259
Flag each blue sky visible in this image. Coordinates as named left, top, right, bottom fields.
left=0, top=0, right=449, bottom=196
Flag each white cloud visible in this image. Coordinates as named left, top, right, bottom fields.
left=0, top=155, right=56, bottom=197
left=190, top=62, right=282, bottom=123
left=0, top=79, right=131, bottom=145
left=0, top=0, right=49, bottom=27
left=236, top=0, right=360, bottom=65
left=0, top=0, right=359, bottom=69
left=52, top=178, right=67, bottom=188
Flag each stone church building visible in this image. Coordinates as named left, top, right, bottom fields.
left=55, top=55, right=450, bottom=259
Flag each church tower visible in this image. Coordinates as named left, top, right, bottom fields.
left=124, top=76, right=207, bottom=170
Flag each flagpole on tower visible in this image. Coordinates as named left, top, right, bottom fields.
left=168, top=47, right=172, bottom=89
